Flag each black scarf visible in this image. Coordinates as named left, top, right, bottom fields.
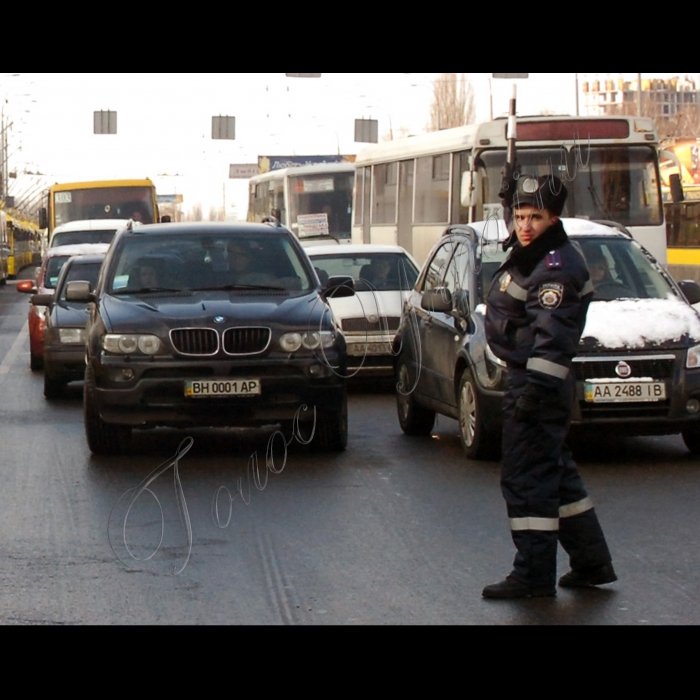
left=505, top=220, right=569, bottom=277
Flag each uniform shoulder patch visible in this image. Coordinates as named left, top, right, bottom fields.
left=539, top=283, right=564, bottom=309
left=546, top=250, right=563, bottom=269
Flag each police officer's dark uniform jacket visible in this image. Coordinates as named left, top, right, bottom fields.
left=484, top=178, right=614, bottom=594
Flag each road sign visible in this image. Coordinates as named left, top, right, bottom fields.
left=94, top=110, right=117, bottom=135
left=492, top=74, right=529, bottom=79
left=229, top=164, right=259, bottom=179
left=355, top=119, right=379, bottom=144
left=212, top=116, right=235, bottom=140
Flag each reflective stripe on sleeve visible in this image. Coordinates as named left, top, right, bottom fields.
left=510, top=517, right=560, bottom=532
left=507, top=281, right=528, bottom=301
left=526, top=357, right=570, bottom=380
left=559, top=497, right=594, bottom=519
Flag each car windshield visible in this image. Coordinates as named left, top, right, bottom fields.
left=106, top=232, right=314, bottom=294
left=310, top=252, right=418, bottom=292
left=51, top=230, right=117, bottom=247
left=45, top=256, right=72, bottom=289
left=58, top=261, right=104, bottom=301
left=477, top=236, right=679, bottom=303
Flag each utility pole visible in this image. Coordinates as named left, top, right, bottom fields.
left=637, top=73, right=643, bottom=117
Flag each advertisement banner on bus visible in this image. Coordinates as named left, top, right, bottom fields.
left=258, top=155, right=356, bottom=174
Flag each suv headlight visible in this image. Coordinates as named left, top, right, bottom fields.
left=103, top=334, right=162, bottom=356
left=279, top=331, right=336, bottom=353
left=687, top=344, right=700, bottom=369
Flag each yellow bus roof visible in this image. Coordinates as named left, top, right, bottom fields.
left=50, top=179, right=155, bottom=192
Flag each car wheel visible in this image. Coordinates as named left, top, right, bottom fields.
left=315, top=391, right=348, bottom=452
left=458, top=368, right=500, bottom=461
left=43, top=370, right=65, bottom=400
left=682, top=428, right=700, bottom=454
left=30, top=352, right=43, bottom=372
left=396, top=361, right=435, bottom=436
left=84, top=364, right=131, bottom=455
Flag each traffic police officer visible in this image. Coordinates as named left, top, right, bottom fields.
left=482, top=174, right=617, bottom=599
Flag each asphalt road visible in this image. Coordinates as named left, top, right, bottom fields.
left=1, top=271, right=699, bottom=625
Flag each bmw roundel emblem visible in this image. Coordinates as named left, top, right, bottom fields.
left=214, top=316, right=226, bottom=324
left=615, top=361, right=632, bottom=379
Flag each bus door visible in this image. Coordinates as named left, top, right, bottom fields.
left=397, top=160, right=414, bottom=252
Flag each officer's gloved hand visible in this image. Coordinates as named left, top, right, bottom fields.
left=514, top=383, right=545, bottom=424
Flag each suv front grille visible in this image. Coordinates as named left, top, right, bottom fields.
left=223, top=328, right=271, bottom=355
left=342, top=317, right=401, bottom=333
left=170, top=327, right=271, bottom=356
left=171, top=329, right=219, bottom=356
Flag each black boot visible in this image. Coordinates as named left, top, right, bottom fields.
left=482, top=575, right=556, bottom=599
left=558, top=563, right=617, bottom=588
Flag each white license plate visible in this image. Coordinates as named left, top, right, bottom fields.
left=348, top=343, right=388, bottom=357
left=584, top=381, right=666, bottom=403
left=185, top=379, right=261, bottom=398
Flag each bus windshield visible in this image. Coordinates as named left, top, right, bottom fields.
left=53, top=186, right=157, bottom=227
left=288, top=172, right=353, bottom=240
left=479, top=146, right=663, bottom=228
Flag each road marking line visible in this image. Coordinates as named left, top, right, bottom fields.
left=0, top=322, right=29, bottom=376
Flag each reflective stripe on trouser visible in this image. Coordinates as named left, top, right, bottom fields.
left=557, top=445, right=612, bottom=570
left=501, top=368, right=611, bottom=585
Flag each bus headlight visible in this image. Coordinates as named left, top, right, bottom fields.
left=103, top=334, right=162, bottom=356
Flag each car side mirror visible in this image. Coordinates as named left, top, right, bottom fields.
left=678, top=279, right=700, bottom=306
left=16, top=280, right=37, bottom=295
left=323, top=275, right=355, bottom=299
left=422, top=288, right=453, bottom=314
left=31, top=293, right=54, bottom=307
left=65, top=281, right=95, bottom=303
left=670, top=173, right=685, bottom=204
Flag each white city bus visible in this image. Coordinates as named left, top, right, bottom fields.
left=352, top=115, right=668, bottom=266
left=248, top=163, right=355, bottom=245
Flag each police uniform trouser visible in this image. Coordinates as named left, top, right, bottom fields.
left=501, top=368, right=612, bottom=586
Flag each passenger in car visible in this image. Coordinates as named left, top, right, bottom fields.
left=226, top=241, right=275, bottom=286
left=584, top=247, right=633, bottom=300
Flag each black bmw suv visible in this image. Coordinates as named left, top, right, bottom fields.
left=67, top=221, right=352, bottom=454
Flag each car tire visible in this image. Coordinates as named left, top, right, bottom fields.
left=458, top=368, right=500, bottom=461
left=396, top=361, right=435, bottom=436
left=30, top=352, right=43, bottom=372
left=315, top=391, right=348, bottom=452
left=84, top=364, right=131, bottom=455
left=682, top=428, right=700, bottom=454
left=43, top=371, right=65, bottom=400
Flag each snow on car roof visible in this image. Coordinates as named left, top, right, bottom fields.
left=43, top=243, right=111, bottom=258
left=305, top=244, right=412, bottom=256
left=51, top=219, right=135, bottom=233
left=467, top=217, right=627, bottom=244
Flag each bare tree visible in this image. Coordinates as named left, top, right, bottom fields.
left=207, top=206, right=225, bottom=221
left=187, top=203, right=203, bottom=222
left=428, top=73, right=476, bottom=132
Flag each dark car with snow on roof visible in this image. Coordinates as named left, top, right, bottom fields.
left=393, top=218, right=700, bottom=460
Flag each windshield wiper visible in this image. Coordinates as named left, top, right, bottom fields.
left=112, top=287, right=183, bottom=295
left=191, top=284, right=287, bottom=292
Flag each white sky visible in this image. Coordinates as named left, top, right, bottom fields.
left=2, top=72, right=695, bottom=219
